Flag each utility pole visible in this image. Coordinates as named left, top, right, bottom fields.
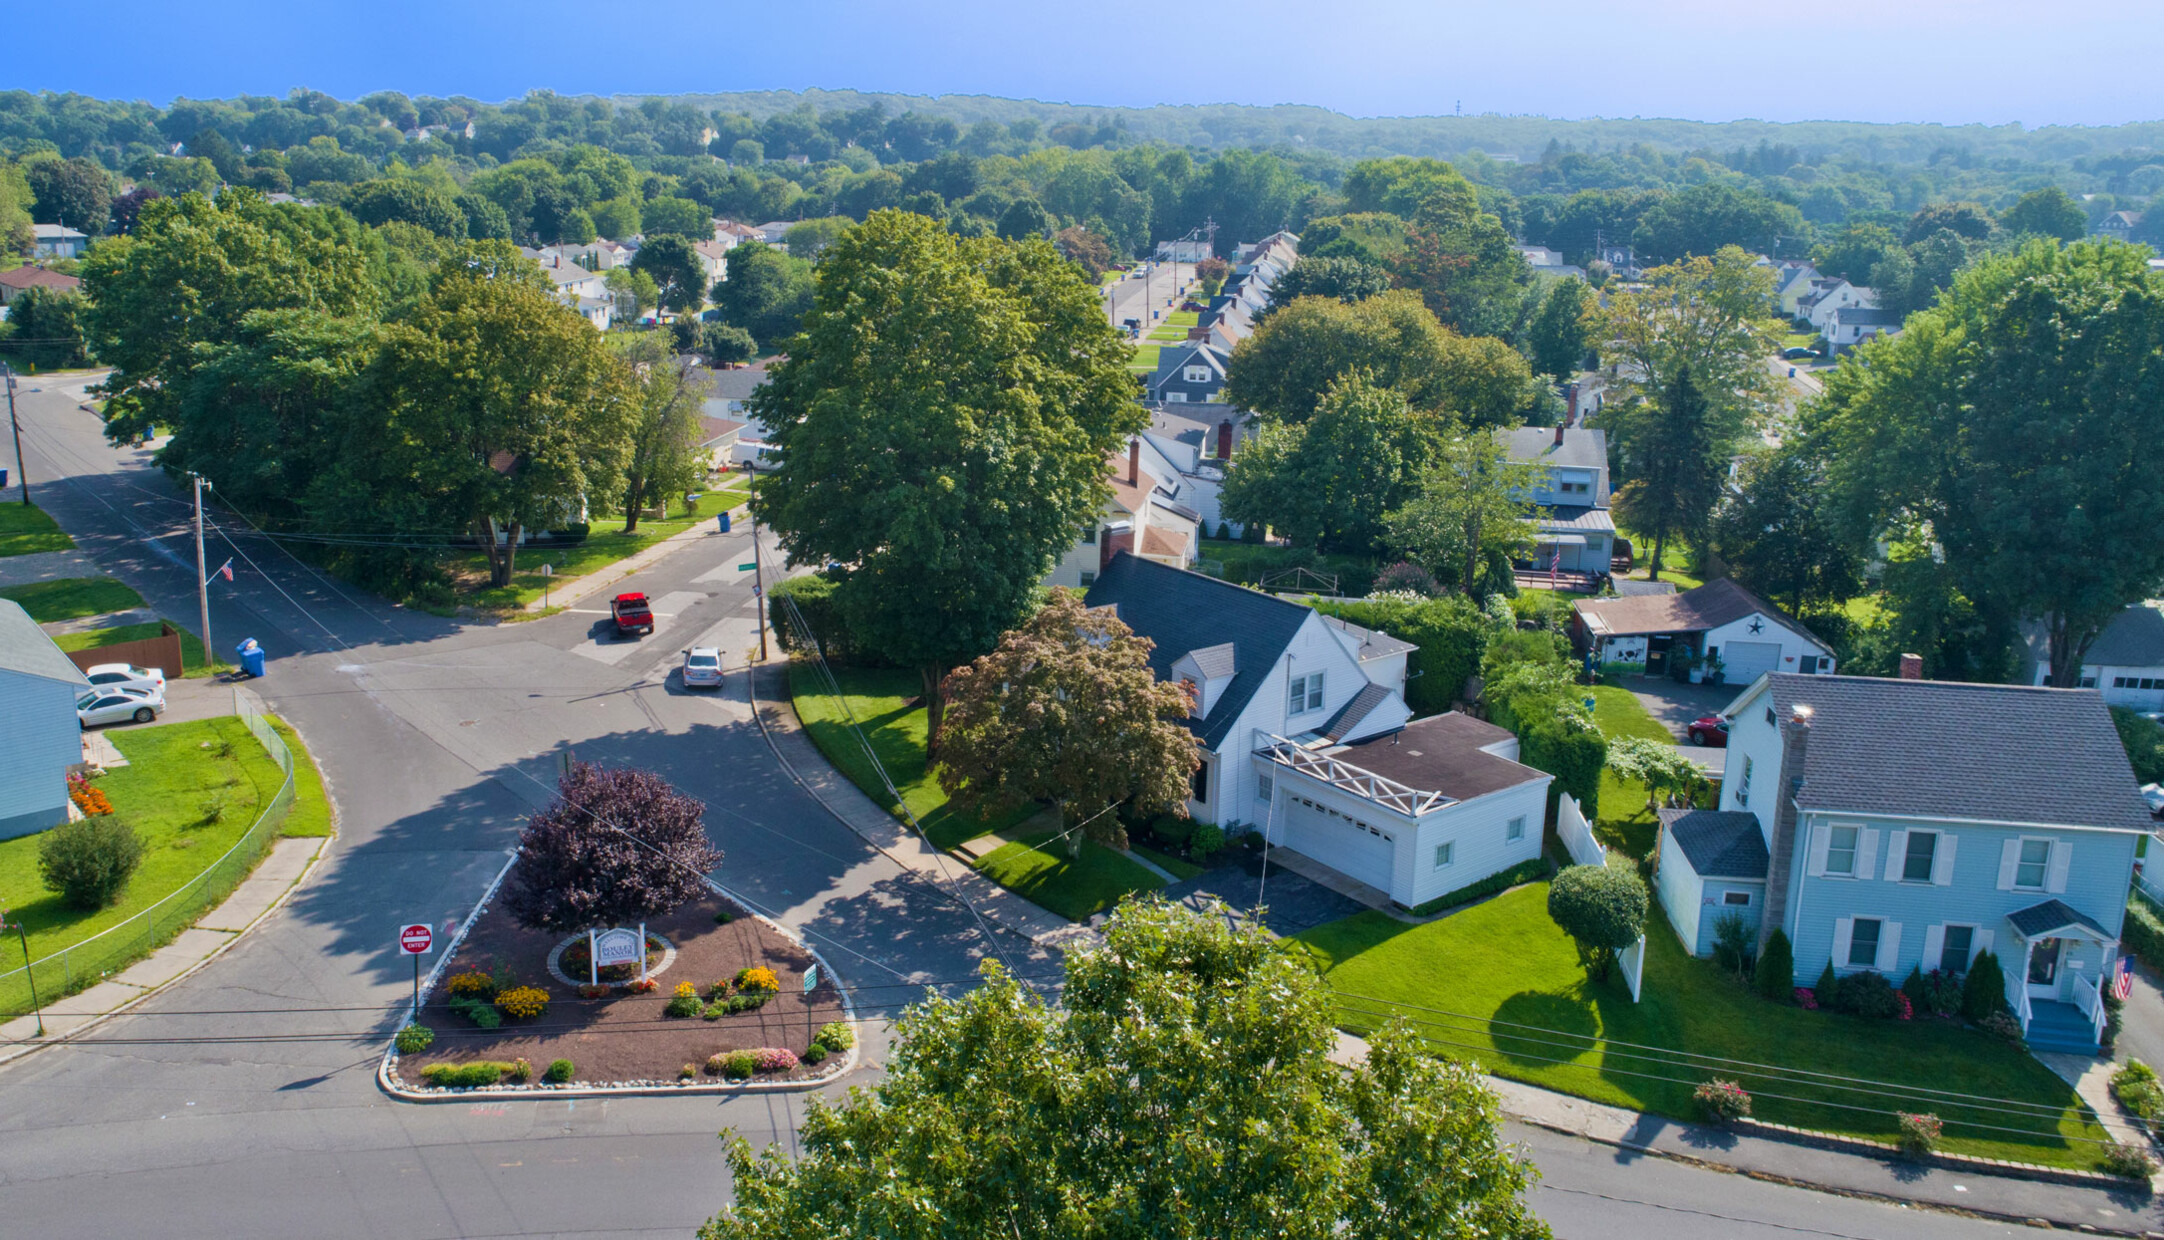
left=744, top=461, right=768, bottom=663
left=191, top=474, right=214, bottom=672
left=3, top=364, right=25, bottom=507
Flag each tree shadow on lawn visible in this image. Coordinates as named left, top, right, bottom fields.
left=1491, top=988, right=1602, bottom=1067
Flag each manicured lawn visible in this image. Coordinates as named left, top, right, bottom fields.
left=0, top=576, right=145, bottom=623
left=1163, top=309, right=1199, bottom=328
left=1132, top=843, right=1205, bottom=881
left=1585, top=683, right=1675, bottom=859
left=1289, top=883, right=2109, bottom=1170
left=449, top=491, right=748, bottom=611
left=1127, top=343, right=1162, bottom=373
left=268, top=715, right=335, bottom=838
left=1587, top=685, right=1670, bottom=743
left=973, top=830, right=1166, bottom=922
left=0, top=717, right=303, bottom=1014
left=1196, top=539, right=1377, bottom=593
left=0, top=502, right=75, bottom=557
left=787, top=662, right=1034, bottom=851
left=52, top=619, right=225, bottom=677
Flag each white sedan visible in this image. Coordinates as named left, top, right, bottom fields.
left=83, top=662, right=167, bottom=694
left=78, top=686, right=164, bottom=728
left=682, top=647, right=724, bottom=689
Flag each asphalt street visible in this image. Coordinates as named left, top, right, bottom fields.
left=1103, top=258, right=1193, bottom=332
left=0, top=378, right=2052, bottom=1239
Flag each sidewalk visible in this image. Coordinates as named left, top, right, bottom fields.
left=1331, top=1031, right=2164, bottom=1235
left=0, top=836, right=327, bottom=1067
left=521, top=492, right=753, bottom=614
left=748, top=661, right=1098, bottom=952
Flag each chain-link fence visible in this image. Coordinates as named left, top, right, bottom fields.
left=0, top=691, right=297, bottom=1020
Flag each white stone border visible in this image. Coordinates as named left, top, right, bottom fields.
left=378, top=866, right=861, bottom=1101
left=544, top=932, right=678, bottom=990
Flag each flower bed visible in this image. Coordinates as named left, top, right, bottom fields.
left=392, top=890, right=849, bottom=1090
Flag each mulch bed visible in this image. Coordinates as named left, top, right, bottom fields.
left=399, top=890, right=848, bottom=1087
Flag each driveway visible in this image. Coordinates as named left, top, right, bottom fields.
left=1162, top=858, right=1367, bottom=938
left=1620, top=675, right=1737, bottom=775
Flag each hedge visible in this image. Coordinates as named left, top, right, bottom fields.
left=767, top=573, right=881, bottom=663
left=1309, top=594, right=1488, bottom=715
left=1408, top=856, right=1553, bottom=916
left=2127, top=890, right=2164, bottom=975
left=1520, top=707, right=1606, bottom=819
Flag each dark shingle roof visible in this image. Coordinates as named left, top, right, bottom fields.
left=1660, top=808, right=1769, bottom=879
left=2083, top=602, right=2164, bottom=669
left=1763, top=674, right=2155, bottom=830
left=2007, top=899, right=2112, bottom=940
left=1833, top=307, right=1901, bottom=328
left=1498, top=425, right=1608, bottom=472
left=1321, top=682, right=1393, bottom=742
left=1085, top=553, right=1310, bottom=750
left=1575, top=577, right=1824, bottom=648
left=1331, top=711, right=1545, bottom=801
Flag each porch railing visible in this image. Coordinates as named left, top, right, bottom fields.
left=2072, top=970, right=2107, bottom=1046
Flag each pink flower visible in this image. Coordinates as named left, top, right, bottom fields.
left=1793, top=986, right=1818, bottom=1010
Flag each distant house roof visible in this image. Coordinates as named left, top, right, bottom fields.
left=2083, top=601, right=2164, bottom=669
left=1611, top=579, right=1678, bottom=598
left=706, top=361, right=772, bottom=402
left=1574, top=577, right=1826, bottom=649
left=31, top=224, right=86, bottom=242
left=1498, top=425, right=1608, bottom=473
left=0, top=267, right=81, bottom=294
left=1753, top=673, right=2155, bottom=830
left=1328, top=711, right=1547, bottom=802
left=1084, top=553, right=1313, bottom=750
left=0, top=600, right=90, bottom=687
left=1833, top=307, right=1901, bottom=328
left=698, top=416, right=744, bottom=446
left=1660, top=808, right=1769, bottom=879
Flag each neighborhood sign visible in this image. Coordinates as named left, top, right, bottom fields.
left=398, top=924, right=433, bottom=955
left=592, top=927, right=643, bottom=968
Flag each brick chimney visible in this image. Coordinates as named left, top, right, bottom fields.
left=1100, top=521, right=1133, bottom=573
left=1217, top=419, right=1234, bottom=461
left=1553, top=423, right=1566, bottom=446
left=1128, top=439, right=1139, bottom=486
left=1757, top=703, right=1813, bottom=954
left=1898, top=653, right=1923, bottom=680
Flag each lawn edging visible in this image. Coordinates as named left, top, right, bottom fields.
left=1722, top=1114, right=2139, bottom=1191
left=377, top=856, right=862, bottom=1102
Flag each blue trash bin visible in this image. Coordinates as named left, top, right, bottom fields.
left=235, top=638, right=265, bottom=678
left=717, top=511, right=732, bottom=534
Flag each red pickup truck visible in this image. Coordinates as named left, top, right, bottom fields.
left=610, top=592, right=654, bottom=637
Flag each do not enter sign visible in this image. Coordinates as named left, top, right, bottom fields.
left=398, top=923, right=433, bottom=955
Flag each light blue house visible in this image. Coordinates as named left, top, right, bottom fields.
left=1655, top=671, right=2152, bottom=1054
left=0, top=599, right=92, bottom=839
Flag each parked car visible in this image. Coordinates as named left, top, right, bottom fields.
left=78, top=685, right=164, bottom=728
left=1686, top=714, right=1730, bottom=746
left=83, top=662, right=166, bottom=694
left=1781, top=346, right=1818, bottom=361
left=682, top=646, right=723, bottom=689
left=2144, top=783, right=2164, bottom=818
left=610, top=592, right=654, bottom=637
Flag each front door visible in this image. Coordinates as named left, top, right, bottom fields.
left=2027, top=938, right=2063, bottom=999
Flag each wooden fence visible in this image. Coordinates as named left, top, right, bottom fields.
left=64, top=622, right=185, bottom=679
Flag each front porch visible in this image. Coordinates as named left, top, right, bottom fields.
left=2007, top=898, right=2117, bottom=1055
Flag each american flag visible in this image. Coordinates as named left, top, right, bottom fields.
left=2115, top=957, right=2135, bottom=1001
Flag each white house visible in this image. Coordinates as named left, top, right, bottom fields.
left=0, top=600, right=93, bottom=840
left=32, top=224, right=89, bottom=260
left=697, top=362, right=777, bottom=469
left=1496, top=424, right=1615, bottom=579
left=1046, top=441, right=1201, bottom=590
left=1801, top=278, right=1877, bottom=334
left=1138, top=406, right=1250, bottom=536
left=1573, top=577, right=1835, bottom=682
left=1084, top=554, right=1552, bottom=909
left=2030, top=600, right=2164, bottom=710
left=697, top=415, right=744, bottom=471
left=1772, top=262, right=1823, bottom=317
left=1827, top=306, right=1901, bottom=353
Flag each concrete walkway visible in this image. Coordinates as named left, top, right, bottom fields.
left=748, top=661, right=1097, bottom=951
left=0, top=835, right=327, bottom=1066
left=1330, top=1031, right=2163, bottom=1235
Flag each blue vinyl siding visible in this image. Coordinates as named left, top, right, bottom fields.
left=0, top=669, right=83, bottom=841
left=1695, top=881, right=1766, bottom=955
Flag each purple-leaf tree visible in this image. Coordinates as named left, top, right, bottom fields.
left=503, top=762, right=722, bottom=934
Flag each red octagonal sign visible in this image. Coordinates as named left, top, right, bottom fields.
left=399, top=923, right=433, bottom=955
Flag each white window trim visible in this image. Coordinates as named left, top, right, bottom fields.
left=1434, top=841, right=1454, bottom=869
left=1506, top=815, right=1526, bottom=842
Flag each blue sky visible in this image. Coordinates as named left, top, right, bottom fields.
left=27, top=0, right=2156, bottom=129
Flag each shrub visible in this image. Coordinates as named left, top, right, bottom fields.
left=2125, top=893, right=2164, bottom=975
left=1895, top=1111, right=1942, bottom=1158
left=1833, top=970, right=1901, bottom=1019
left=769, top=572, right=875, bottom=662
left=1710, top=910, right=1752, bottom=979
left=449, top=995, right=502, bottom=1029
left=1793, top=987, right=1818, bottom=1010
left=725, top=992, right=771, bottom=1013
left=198, top=792, right=228, bottom=824
left=1313, top=595, right=1489, bottom=715
left=735, top=966, right=780, bottom=994
left=1370, top=561, right=1439, bottom=597
left=1980, top=1009, right=2025, bottom=1045
left=1754, top=929, right=1794, bottom=1000
left=1693, top=1078, right=1752, bottom=1126
left=544, top=1058, right=575, bottom=1083
left=507, top=1057, right=534, bottom=1083
left=803, top=1042, right=829, bottom=1065
left=1546, top=864, right=1647, bottom=982
left=1906, top=968, right=1963, bottom=1018
left=1814, top=960, right=1838, bottom=1007
left=2104, top=1141, right=2158, bottom=1180
left=2113, top=1061, right=2164, bottom=1122
left=577, top=983, right=610, bottom=1000
left=1189, top=822, right=1225, bottom=862
left=395, top=1024, right=435, bottom=1054
left=1961, top=951, right=2007, bottom=1022
left=815, top=1021, right=855, bottom=1052
left=674, top=980, right=698, bottom=998
left=679, top=1063, right=699, bottom=1080
left=494, top=985, right=550, bottom=1020
left=37, top=815, right=146, bottom=910
left=447, top=971, right=497, bottom=1000
left=1596, top=660, right=1647, bottom=685
left=665, top=991, right=703, bottom=1018
left=1150, top=814, right=1195, bottom=846
left=420, top=1061, right=510, bottom=1088
left=718, top=1050, right=756, bottom=1080
left=1408, top=857, right=1551, bottom=916
left=753, top=1047, right=798, bottom=1073
left=713, top=910, right=735, bottom=925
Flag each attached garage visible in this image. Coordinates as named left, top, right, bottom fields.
left=1572, top=578, right=1834, bottom=685
left=1279, top=793, right=1396, bottom=891
left=1715, top=640, right=1782, bottom=686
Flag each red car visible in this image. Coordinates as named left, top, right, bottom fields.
left=1687, top=715, right=1730, bottom=747
left=610, top=592, right=654, bottom=637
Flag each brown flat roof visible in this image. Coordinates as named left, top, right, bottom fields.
left=1331, top=712, right=1546, bottom=803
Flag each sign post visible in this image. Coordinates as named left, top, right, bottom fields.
left=398, top=923, right=433, bottom=1019
left=802, top=964, right=819, bottom=1054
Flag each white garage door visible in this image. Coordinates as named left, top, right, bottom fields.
left=1720, top=640, right=1782, bottom=686
left=1279, top=794, right=1395, bottom=891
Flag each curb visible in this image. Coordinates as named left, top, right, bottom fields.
left=519, top=495, right=753, bottom=615
left=1728, top=1114, right=2140, bottom=1191
left=376, top=856, right=862, bottom=1102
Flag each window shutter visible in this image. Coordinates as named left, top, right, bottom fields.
left=1878, top=921, right=1903, bottom=972
left=1973, top=928, right=1994, bottom=966
left=1856, top=829, right=1880, bottom=880
left=1882, top=829, right=1908, bottom=881
left=1922, top=924, right=1945, bottom=971
left=1933, top=834, right=1957, bottom=886
left=2046, top=840, right=2072, bottom=894
left=1997, top=839, right=2020, bottom=890
left=1832, top=917, right=1853, bottom=968
left=1807, top=823, right=1830, bottom=877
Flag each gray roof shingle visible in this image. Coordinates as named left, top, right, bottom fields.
left=0, top=600, right=91, bottom=686
left=1660, top=808, right=1769, bottom=879
left=2007, top=898, right=2111, bottom=940
left=1499, top=425, right=1608, bottom=473
left=2083, top=602, right=2164, bottom=670
left=1762, top=674, right=2155, bottom=830
left=1321, top=682, right=1393, bottom=742
left=1185, top=642, right=1236, bottom=679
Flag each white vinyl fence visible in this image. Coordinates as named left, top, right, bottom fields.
left=1556, top=793, right=1606, bottom=868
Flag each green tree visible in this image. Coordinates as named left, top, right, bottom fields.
left=1384, top=428, right=1542, bottom=595
left=1999, top=187, right=2087, bottom=243
left=611, top=334, right=706, bottom=534
left=1052, top=225, right=1112, bottom=281
left=1589, top=247, right=1783, bottom=460
left=1810, top=222, right=1903, bottom=285
left=1219, top=375, right=1436, bottom=552
left=1904, top=202, right=1996, bottom=244
left=24, top=155, right=112, bottom=234
left=1604, top=735, right=1713, bottom=813
left=700, top=321, right=757, bottom=365
left=1630, top=181, right=1805, bottom=262
left=629, top=234, right=705, bottom=313
left=1610, top=366, right=1727, bottom=581
left=2111, top=707, right=2164, bottom=786
left=1301, top=212, right=1411, bottom=266
left=1547, top=863, right=1647, bottom=983
left=754, top=211, right=1140, bottom=749
left=1264, top=255, right=1391, bottom=314
left=995, top=197, right=1052, bottom=240
left=1523, top=278, right=1592, bottom=379
left=0, top=163, right=34, bottom=269
left=1708, top=449, right=1863, bottom=616
left=588, top=196, right=642, bottom=240
left=1809, top=239, right=2164, bottom=686
left=938, top=589, right=1198, bottom=857
left=603, top=266, right=661, bottom=320
left=1755, top=928, right=1794, bottom=999
left=0, top=287, right=90, bottom=369
left=710, top=240, right=814, bottom=348
left=344, top=179, right=466, bottom=238
left=783, top=216, right=851, bottom=259
left=1226, top=289, right=1539, bottom=429
left=700, top=900, right=1551, bottom=1240
left=640, top=195, right=710, bottom=239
